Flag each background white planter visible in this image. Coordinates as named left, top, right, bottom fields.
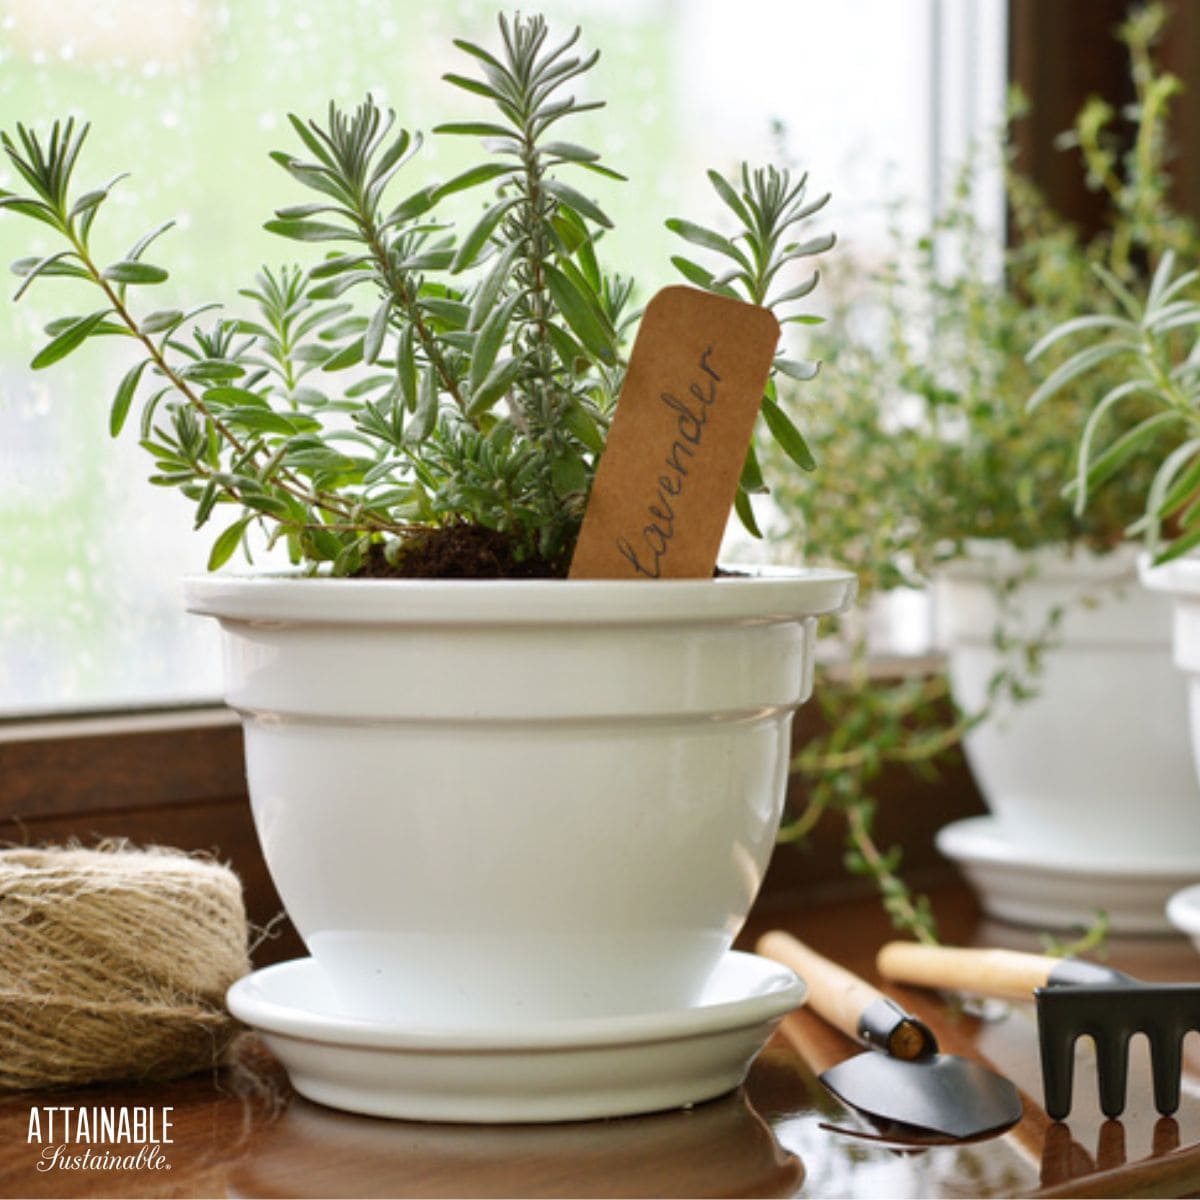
left=185, top=568, right=854, bottom=1026
left=1142, top=556, right=1200, bottom=807
left=935, top=542, right=1199, bottom=863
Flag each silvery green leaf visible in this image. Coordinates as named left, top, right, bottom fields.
left=102, top=260, right=168, bottom=284
left=1081, top=410, right=1184, bottom=500
left=770, top=271, right=820, bottom=307
left=541, top=177, right=612, bottom=229
left=707, top=169, right=753, bottom=228
left=442, top=72, right=505, bottom=101
left=433, top=121, right=513, bottom=138
left=669, top=255, right=739, bottom=300
left=550, top=450, right=588, bottom=496
left=469, top=242, right=520, bottom=331
left=432, top=162, right=518, bottom=200
left=1070, top=380, right=1152, bottom=513
left=363, top=299, right=392, bottom=365
left=109, top=359, right=149, bottom=437
left=1028, top=340, right=1141, bottom=410
left=576, top=161, right=627, bottom=181
left=1141, top=437, right=1200, bottom=550
left=264, top=218, right=354, bottom=243
left=543, top=262, right=615, bottom=364
left=739, top=443, right=768, bottom=494
left=781, top=232, right=837, bottom=260
left=541, top=141, right=600, bottom=163
left=207, top=515, right=253, bottom=571
left=125, top=219, right=176, bottom=262
left=467, top=355, right=522, bottom=417
left=286, top=112, right=337, bottom=167
left=31, top=309, right=109, bottom=369
left=385, top=184, right=438, bottom=226
left=308, top=271, right=372, bottom=299
left=469, top=294, right=521, bottom=392
left=407, top=365, right=439, bottom=442
left=774, top=357, right=820, bottom=382
left=1154, top=522, right=1200, bottom=565
left=1026, top=313, right=1134, bottom=361
left=142, top=309, right=184, bottom=334
left=395, top=325, right=417, bottom=411
left=310, top=253, right=371, bottom=279
left=734, top=488, right=763, bottom=539
left=452, top=196, right=518, bottom=272
left=322, top=337, right=364, bottom=372
left=761, top=396, right=816, bottom=470
left=10, top=251, right=85, bottom=300
left=665, top=218, right=751, bottom=270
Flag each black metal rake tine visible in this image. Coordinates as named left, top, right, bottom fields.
left=1036, top=983, right=1200, bottom=1119
left=1149, top=1027, right=1183, bottom=1116
left=1036, top=990, right=1077, bottom=1121
left=1095, top=1029, right=1130, bottom=1119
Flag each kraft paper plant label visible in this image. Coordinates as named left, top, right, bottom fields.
left=569, top=285, right=781, bottom=579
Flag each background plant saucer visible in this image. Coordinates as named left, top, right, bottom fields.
left=937, top=815, right=1200, bottom=934
left=1166, top=883, right=1200, bottom=955
left=226, top=950, right=805, bottom=1124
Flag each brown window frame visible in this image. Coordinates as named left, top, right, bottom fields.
left=1008, top=0, right=1200, bottom=236
left=0, top=706, right=304, bottom=964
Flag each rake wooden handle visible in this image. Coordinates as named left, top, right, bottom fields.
left=757, top=930, right=929, bottom=1059
left=877, top=941, right=1057, bottom=1000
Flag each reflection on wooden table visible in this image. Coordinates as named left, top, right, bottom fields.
left=2, top=885, right=1200, bottom=1198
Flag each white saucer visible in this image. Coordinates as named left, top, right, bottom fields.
left=226, top=950, right=805, bottom=1123
left=1166, top=883, right=1200, bottom=954
left=937, top=816, right=1200, bottom=934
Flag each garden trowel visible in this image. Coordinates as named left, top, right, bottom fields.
left=757, top=931, right=1022, bottom=1140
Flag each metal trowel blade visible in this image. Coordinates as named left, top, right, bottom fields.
left=819, top=1051, right=1022, bottom=1140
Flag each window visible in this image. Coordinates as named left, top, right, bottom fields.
left=0, top=0, right=1005, bottom=713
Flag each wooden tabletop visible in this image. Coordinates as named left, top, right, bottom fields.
left=3, top=885, right=1200, bottom=1199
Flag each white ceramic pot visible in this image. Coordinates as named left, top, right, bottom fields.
left=184, top=568, right=854, bottom=1025
left=935, top=542, right=1200, bottom=862
left=1141, top=556, right=1200, bottom=797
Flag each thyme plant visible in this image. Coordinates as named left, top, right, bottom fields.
left=758, top=3, right=1191, bottom=941
left=0, top=14, right=830, bottom=578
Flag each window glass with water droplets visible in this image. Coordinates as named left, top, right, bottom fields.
left=0, top=0, right=1004, bottom=714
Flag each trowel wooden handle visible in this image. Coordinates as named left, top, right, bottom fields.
left=757, top=930, right=929, bottom=1059
left=877, top=941, right=1056, bottom=1000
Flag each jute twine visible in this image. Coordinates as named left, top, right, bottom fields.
left=0, top=842, right=251, bottom=1091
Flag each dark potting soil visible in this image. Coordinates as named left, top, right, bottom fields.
left=354, top=524, right=563, bottom=580
left=353, top=522, right=742, bottom=580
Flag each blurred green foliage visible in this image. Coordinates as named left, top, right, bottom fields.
left=766, top=4, right=1192, bottom=940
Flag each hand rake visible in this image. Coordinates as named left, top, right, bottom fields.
left=878, top=941, right=1200, bottom=1120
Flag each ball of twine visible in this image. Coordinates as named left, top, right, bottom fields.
left=0, top=841, right=251, bottom=1091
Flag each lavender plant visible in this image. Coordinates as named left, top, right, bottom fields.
left=0, top=13, right=831, bottom=578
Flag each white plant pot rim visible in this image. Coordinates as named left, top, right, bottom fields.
left=183, top=564, right=856, bottom=626
left=1140, top=552, right=1200, bottom=596
left=937, top=538, right=1138, bottom=584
